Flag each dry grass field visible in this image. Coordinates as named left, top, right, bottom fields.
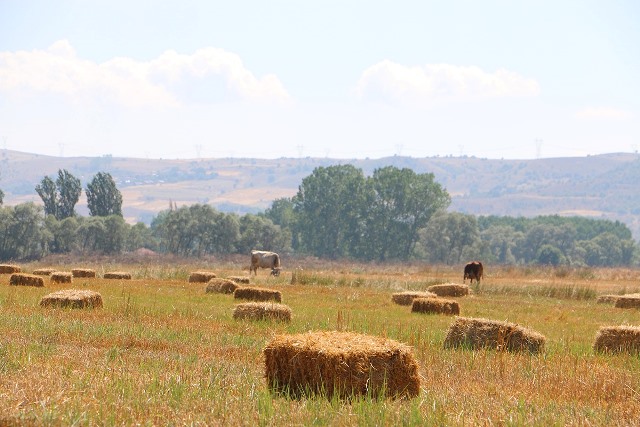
left=1, top=257, right=640, bottom=425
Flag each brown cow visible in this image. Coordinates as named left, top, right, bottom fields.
left=463, top=261, right=483, bottom=284
left=250, top=250, right=281, bottom=276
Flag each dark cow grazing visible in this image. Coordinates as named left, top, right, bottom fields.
left=463, top=261, right=483, bottom=284
left=250, top=250, right=282, bottom=276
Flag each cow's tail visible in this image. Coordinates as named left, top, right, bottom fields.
left=274, top=254, right=281, bottom=268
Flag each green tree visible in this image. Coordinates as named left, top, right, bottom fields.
left=292, top=165, right=368, bottom=259
left=536, top=244, right=566, bottom=266
left=86, top=172, right=123, bottom=217
left=0, top=188, right=4, bottom=206
left=35, top=169, right=82, bottom=220
left=0, top=203, right=49, bottom=260
left=365, top=166, right=451, bottom=261
left=45, top=216, right=79, bottom=253
left=419, top=212, right=479, bottom=264
left=237, top=214, right=291, bottom=254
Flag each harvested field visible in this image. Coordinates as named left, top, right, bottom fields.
left=50, top=271, right=73, bottom=284
left=40, top=289, right=103, bottom=309
left=233, top=302, right=291, bottom=322
left=71, top=268, right=96, bottom=278
left=234, top=286, right=282, bottom=303
left=205, top=278, right=239, bottom=294
left=264, top=331, right=420, bottom=399
left=103, top=272, right=132, bottom=280
left=391, top=290, right=437, bottom=306
left=9, top=273, right=44, bottom=287
left=427, top=283, right=470, bottom=297
left=411, top=297, right=460, bottom=315
left=443, top=316, right=546, bottom=354
left=0, top=264, right=21, bottom=274
left=1, top=263, right=640, bottom=425
left=188, top=271, right=217, bottom=283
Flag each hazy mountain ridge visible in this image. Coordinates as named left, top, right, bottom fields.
left=2, top=150, right=639, bottom=239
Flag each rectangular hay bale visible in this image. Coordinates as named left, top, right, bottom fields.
left=103, top=272, right=132, bottom=280
left=188, top=271, right=217, bottom=283
left=234, top=286, right=282, bottom=303
left=71, top=268, right=96, bottom=278
left=264, top=331, right=420, bottom=399
left=206, top=278, right=240, bottom=294
left=392, top=291, right=438, bottom=306
left=0, top=264, right=21, bottom=274
left=594, top=325, right=640, bottom=353
left=427, top=283, right=470, bottom=297
left=9, top=273, right=44, bottom=287
left=411, top=297, right=460, bottom=315
left=50, top=271, right=73, bottom=284
left=614, top=295, right=640, bottom=309
left=233, top=302, right=292, bottom=322
left=40, top=289, right=103, bottom=309
left=443, top=316, right=545, bottom=354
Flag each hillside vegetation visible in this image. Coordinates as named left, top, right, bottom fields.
left=2, top=150, right=639, bottom=238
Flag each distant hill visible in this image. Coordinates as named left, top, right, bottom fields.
left=2, top=149, right=639, bottom=240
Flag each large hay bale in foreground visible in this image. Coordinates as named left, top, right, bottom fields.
left=234, top=286, right=282, bottom=303
left=103, top=272, right=132, bottom=280
left=9, top=273, right=44, bottom=287
left=50, top=271, right=73, bottom=284
left=72, top=268, right=96, bottom=278
left=188, top=271, right=217, bottom=283
left=427, top=283, right=470, bottom=297
left=444, top=316, right=545, bottom=354
left=227, top=275, right=251, bottom=284
left=206, top=278, right=240, bottom=294
left=264, top=331, right=420, bottom=399
left=233, top=302, right=292, bottom=322
left=40, top=289, right=103, bottom=309
left=0, top=264, right=21, bottom=274
left=615, top=295, right=640, bottom=309
left=594, top=325, right=640, bottom=354
left=392, top=291, right=437, bottom=306
left=412, top=297, right=460, bottom=315
left=32, top=268, right=56, bottom=276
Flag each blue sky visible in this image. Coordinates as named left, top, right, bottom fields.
left=1, top=0, right=638, bottom=159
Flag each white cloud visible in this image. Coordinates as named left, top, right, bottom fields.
left=575, top=107, right=633, bottom=120
left=353, top=60, right=540, bottom=104
left=0, top=40, right=290, bottom=108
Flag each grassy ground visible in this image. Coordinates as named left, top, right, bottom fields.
left=1, top=259, right=640, bottom=425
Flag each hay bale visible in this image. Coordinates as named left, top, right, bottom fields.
left=0, top=264, right=21, bottom=274
left=615, top=295, right=640, bottom=309
left=443, top=316, right=545, bottom=354
left=233, top=302, right=292, bottom=322
left=594, top=325, right=640, bottom=354
left=103, top=272, right=132, bottom=280
left=9, top=273, right=44, bottom=287
left=412, top=297, right=460, bottom=315
left=264, top=331, right=420, bottom=399
left=50, top=271, right=73, bottom=284
left=427, top=283, right=470, bottom=297
left=597, top=294, right=621, bottom=304
left=40, top=289, right=103, bottom=309
left=71, top=268, right=96, bottom=278
left=234, top=286, right=282, bottom=303
left=206, top=278, right=240, bottom=294
left=32, top=268, right=56, bottom=276
left=188, top=271, right=217, bottom=283
left=227, top=275, right=251, bottom=284
left=392, top=291, right=438, bottom=306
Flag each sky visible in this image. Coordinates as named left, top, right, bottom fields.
left=0, top=0, right=638, bottom=160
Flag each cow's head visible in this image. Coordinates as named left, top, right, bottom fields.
left=271, top=267, right=281, bottom=277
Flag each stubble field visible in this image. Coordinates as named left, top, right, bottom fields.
left=1, top=257, right=640, bottom=426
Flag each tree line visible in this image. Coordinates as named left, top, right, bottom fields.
left=0, top=165, right=637, bottom=267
